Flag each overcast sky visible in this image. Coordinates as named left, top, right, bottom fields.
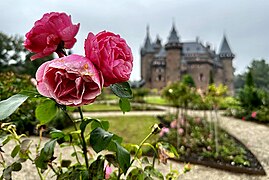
left=1, top=0, right=268, bottom=80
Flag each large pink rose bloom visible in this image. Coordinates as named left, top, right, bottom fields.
left=24, top=12, right=80, bottom=60
left=36, top=54, right=103, bottom=106
left=85, top=31, right=133, bottom=87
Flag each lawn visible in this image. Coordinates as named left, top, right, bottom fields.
left=64, top=115, right=159, bottom=144
left=144, top=95, right=170, bottom=105
left=83, top=103, right=120, bottom=111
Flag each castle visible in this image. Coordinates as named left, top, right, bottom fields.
left=140, top=24, right=235, bottom=95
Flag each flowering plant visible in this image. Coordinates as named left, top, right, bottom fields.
left=0, top=12, right=186, bottom=179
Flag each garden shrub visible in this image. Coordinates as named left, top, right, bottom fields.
left=0, top=72, right=38, bottom=135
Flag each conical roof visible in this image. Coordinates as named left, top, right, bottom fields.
left=165, top=22, right=181, bottom=50
left=219, top=35, right=234, bottom=58
left=142, top=25, right=154, bottom=53
left=167, top=23, right=180, bottom=44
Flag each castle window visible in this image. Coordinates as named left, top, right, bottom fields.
left=199, top=73, right=204, bottom=82
left=158, top=75, right=162, bottom=81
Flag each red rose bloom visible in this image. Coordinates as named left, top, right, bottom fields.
left=24, top=12, right=80, bottom=60
left=84, top=31, right=133, bottom=86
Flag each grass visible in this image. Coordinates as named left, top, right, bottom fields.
left=64, top=115, right=159, bottom=144
left=144, top=95, right=171, bottom=105
left=82, top=103, right=120, bottom=111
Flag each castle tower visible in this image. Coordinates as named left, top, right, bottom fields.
left=140, top=25, right=155, bottom=87
left=219, top=35, right=235, bottom=95
left=164, top=23, right=182, bottom=83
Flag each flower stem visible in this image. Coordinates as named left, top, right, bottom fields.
left=130, top=131, right=153, bottom=166
left=72, top=144, right=81, bottom=165
left=78, top=107, right=90, bottom=170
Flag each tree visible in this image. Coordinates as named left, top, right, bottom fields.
left=0, top=32, right=53, bottom=77
left=234, top=59, right=269, bottom=92
left=0, top=32, right=27, bottom=71
left=181, top=74, right=196, bottom=88
left=238, top=71, right=263, bottom=111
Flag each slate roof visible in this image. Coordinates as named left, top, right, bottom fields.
left=182, top=42, right=208, bottom=54
left=167, top=23, right=180, bottom=44
left=219, top=35, right=235, bottom=58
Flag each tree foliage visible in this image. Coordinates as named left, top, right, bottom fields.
left=234, top=59, right=269, bottom=92
left=237, top=71, right=263, bottom=111
left=0, top=32, right=53, bottom=77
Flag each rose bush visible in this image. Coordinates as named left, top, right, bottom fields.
left=85, top=31, right=133, bottom=86
left=24, top=12, right=80, bottom=60
left=36, top=54, right=103, bottom=106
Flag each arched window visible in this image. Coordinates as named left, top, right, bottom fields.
left=199, top=73, right=204, bottom=82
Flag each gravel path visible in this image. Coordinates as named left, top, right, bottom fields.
left=1, top=109, right=268, bottom=180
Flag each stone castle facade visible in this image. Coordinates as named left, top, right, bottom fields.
left=140, top=24, right=235, bottom=95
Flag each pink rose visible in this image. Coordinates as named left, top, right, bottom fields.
left=36, top=54, right=103, bottom=106
left=170, top=120, right=177, bottom=129
left=251, top=112, right=257, bottom=118
left=24, top=12, right=80, bottom=60
left=178, top=128, right=184, bottom=135
left=84, top=31, right=133, bottom=86
left=159, top=127, right=169, bottom=137
left=105, top=165, right=112, bottom=179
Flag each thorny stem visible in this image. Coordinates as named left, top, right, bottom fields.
left=62, top=108, right=78, bottom=131
left=78, top=107, right=90, bottom=170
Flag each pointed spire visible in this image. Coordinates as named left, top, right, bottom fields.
left=152, top=35, right=162, bottom=52
left=219, top=34, right=235, bottom=58
left=167, top=22, right=180, bottom=44
left=165, top=21, right=181, bottom=50
left=141, top=25, right=154, bottom=54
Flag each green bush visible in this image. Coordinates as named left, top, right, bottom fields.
left=0, top=72, right=38, bottom=135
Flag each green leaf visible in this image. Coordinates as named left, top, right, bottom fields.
left=11, top=162, right=22, bottom=171
left=35, top=99, right=58, bottom=124
left=3, top=166, right=12, bottom=180
left=11, top=145, right=20, bottom=158
left=110, top=82, right=133, bottom=99
left=0, top=134, right=12, bottom=146
left=108, top=140, right=130, bottom=174
left=50, top=129, right=65, bottom=139
left=20, top=139, right=31, bottom=155
left=126, top=168, right=147, bottom=180
left=91, top=120, right=109, bottom=131
left=35, top=139, right=57, bottom=170
left=88, top=155, right=105, bottom=179
left=19, top=90, right=39, bottom=98
left=50, top=129, right=70, bottom=144
left=119, top=98, right=131, bottom=113
left=89, top=128, right=130, bottom=174
left=90, top=127, right=113, bottom=153
left=0, top=94, right=28, bottom=120
left=61, top=160, right=71, bottom=167
left=80, top=118, right=94, bottom=134
left=144, top=166, right=164, bottom=180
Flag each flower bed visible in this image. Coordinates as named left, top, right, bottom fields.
left=156, top=115, right=266, bottom=175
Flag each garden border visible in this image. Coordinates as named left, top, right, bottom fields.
left=157, top=115, right=266, bottom=176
